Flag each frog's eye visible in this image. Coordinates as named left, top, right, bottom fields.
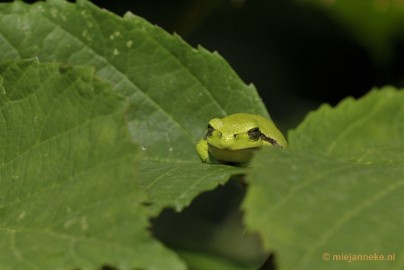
left=206, top=124, right=214, bottom=137
left=248, top=127, right=261, bottom=141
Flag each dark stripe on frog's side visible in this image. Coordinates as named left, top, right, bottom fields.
left=261, top=133, right=281, bottom=147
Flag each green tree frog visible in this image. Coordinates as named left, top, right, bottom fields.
left=196, top=113, right=287, bottom=165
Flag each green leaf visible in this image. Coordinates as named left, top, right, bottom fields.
left=243, top=87, right=404, bottom=270
left=138, top=160, right=245, bottom=212
left=0, top=60, right=185, bottom=270
left=0, top=0, right=267, bottom=212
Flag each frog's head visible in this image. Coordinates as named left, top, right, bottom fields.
left=206, top=119, right=259, bottom=151
left=205, top=113, right=279, bottom=151
left=198, top=113, right=286, bottom=165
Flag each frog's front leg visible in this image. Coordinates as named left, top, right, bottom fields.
left=196, top=139, right=210, bottom=163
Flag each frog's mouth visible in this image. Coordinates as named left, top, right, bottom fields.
left=208, top=145, right=259, bottom=164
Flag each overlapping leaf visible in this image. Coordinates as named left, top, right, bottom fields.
left=0, top=60, right=185, bottom=270
left=244, top=87, right=404, bottom=270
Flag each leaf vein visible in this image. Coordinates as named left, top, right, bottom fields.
left=43, top=13, right=199, bottom=143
